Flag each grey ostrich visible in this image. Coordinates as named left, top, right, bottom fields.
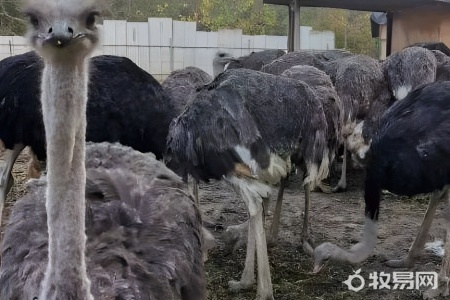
left=383, top=46, right=437, bottom=100
left=212, top=51, right=239, bottom=77
left=429, top=50, right=450, bottom=81
left=254, top=64, right=344, bottom=242
left=313, top=81, right=450, bottom=298
left=313, top=49, right=353, bottom=62
left=225, top=49, right=286, bottom=71
left=0, top=1, right=205, bottom=299
left=162, top=66, right=213, bottom=205
left=346, top=47, right=438, bottom=168
left=261, top=50, right=325, bottom=75
left=167, top=68, right=330, bottom=299
left=325, top=54, right=391, bottom=192
left=162, top=66, right=212, bottom=115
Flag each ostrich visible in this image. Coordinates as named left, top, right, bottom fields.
left=0, top=51, right=175, bottom=225
left=346, top=47, right=438, bottom=168
left=281, top=65, right=343, bottom=193
left=167, top=68, right=330, bottom=299
left=0, top=1, right=205, bottom=299
left=212, top=51, right=239, bottom=77
left=408, top=41, right=450, bottom=56
left=162, top=66, right=212, bottom=115
left=261, top=50, right=325, bottom=75
left=313, top=81, right=450, bottom=298
left=313, top=49, right=353, bottom=62
left=250, top=65, right=343, bottom=241
left=383, top=46, right=437, bottom=100
left=429, top=50, right=450, bottom=82
left=162, top=66, right=213, bottom=205
left=324, top=54, right=391, bottom=192
left=225, top=49, right=286, bottom=71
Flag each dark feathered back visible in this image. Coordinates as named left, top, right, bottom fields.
left=325, top=55, right=388, bottom=123
left=314, top=49, right=353, bottom=62
left=0, top=52, right=46, bottom=159
left=261, top=51, right=325, bottom=75
left=166, top=69, right=328, bottom=182
left=0, top=52, right=174, bottom=160
left=408, top=41, right=450, bottom=56
left=281, top=65, right=343, bottom=154
left=364, top=81, right=450, bottom=220
left=226, top=49, right=286, bottom=71
left=162, top=67, right=212, bottom=115
left=430, top=50, right=450, bottom=81
left=0, top=142, right=205, bottom=300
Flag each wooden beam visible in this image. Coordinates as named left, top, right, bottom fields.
left=263, top=0, right=444, bottom=12
left=288, top=0, right=301, bottom=52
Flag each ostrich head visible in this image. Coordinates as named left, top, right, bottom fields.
left=313, top=242, right=340, bottom=273
left=213, top=51, right=238, bottom=76
left=22, top=0, right=101, bottom=62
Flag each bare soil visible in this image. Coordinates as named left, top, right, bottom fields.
left=2, top=151, right=448, bottom=300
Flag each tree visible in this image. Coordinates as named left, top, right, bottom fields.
left=0, top=0, right=26, bottom=35
left=300, top=7, right=377, bottom=56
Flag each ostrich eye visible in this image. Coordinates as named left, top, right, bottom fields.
left=86, top=11, right=99, bottom=28
left=219, top=53, right=225, bottom=57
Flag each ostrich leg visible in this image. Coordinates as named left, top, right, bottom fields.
left=301, top=182, right=314, bottom=255
left=268, top=176, right=288, bottom=244
left=332, top=144, right=347, bottom=192
left=0, top=143, right=25, bottom=225
left=424, top=188, right=450, bottom=299
left=227, top=176, right=273, bottom=300
left=386, top=189, right=443, bottom=268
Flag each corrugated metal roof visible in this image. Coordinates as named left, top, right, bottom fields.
left=263, top=0, right=450, bottom=12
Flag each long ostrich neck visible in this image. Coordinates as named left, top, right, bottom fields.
left=40, top=59, right=91, bottom=297
left=333, top=218, right=378, bottom=264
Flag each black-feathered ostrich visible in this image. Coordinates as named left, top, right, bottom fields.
left=314, top=81, right=450, bottom=298
left=167, top=68, right=330, bottom=299
left=0, top=1, right=205, bottom=299
left=261, top=50, right=326, bottom=75
left=324, top=54, right=391, bottom=192
left=225, top=49, right=286, bottom=71
left=0, top=50, right=175, bottom=225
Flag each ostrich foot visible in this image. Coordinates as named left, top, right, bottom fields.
left=385, top=256, right=415, bottom=268
left=332, top=182, right=347, bottom=193
left=228, top=279, right=255, bottom=293
left=223, top=221, right=248, bottom=255
left=313, top=181, right=332, bottom=194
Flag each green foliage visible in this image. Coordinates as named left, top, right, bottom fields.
left=300, top=7, right=377, bottom=56
left=0, top=0, right=26, bottom=35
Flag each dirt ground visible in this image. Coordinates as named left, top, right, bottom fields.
left=1, top=150, right=448, bottom=300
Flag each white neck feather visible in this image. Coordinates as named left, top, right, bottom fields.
left=39, top=60, right=92, bottom=299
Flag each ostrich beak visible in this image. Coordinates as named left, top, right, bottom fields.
left=44, top=21, right=75, bottom=48
left=312, top=264, right=323, bottom=274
